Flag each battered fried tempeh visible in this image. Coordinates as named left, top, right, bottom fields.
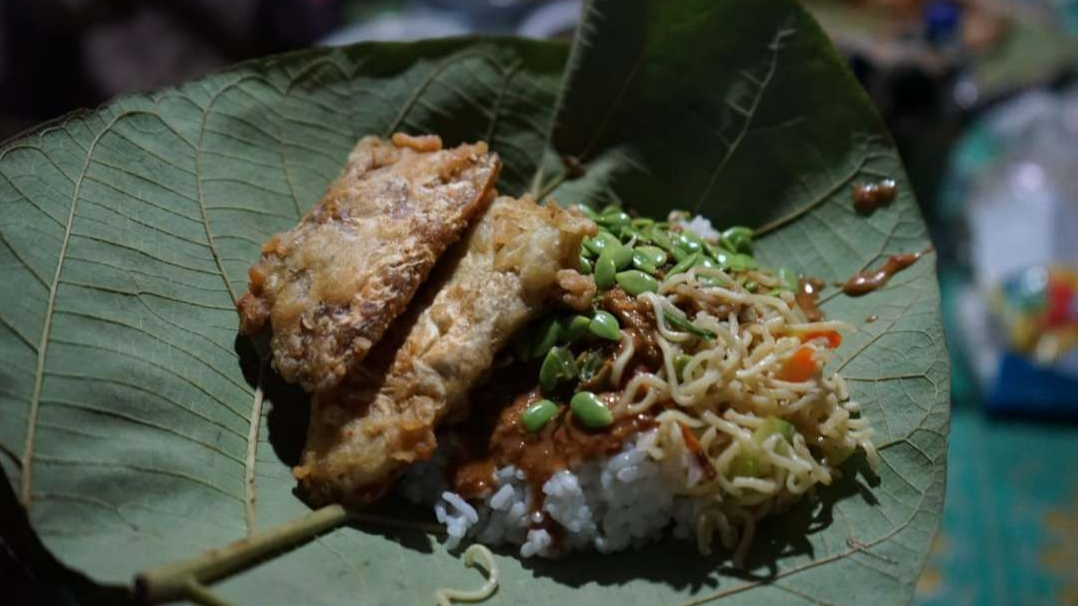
left=295, top=196, right=596, bottom=505
left=237, top=134, right=501, bottom=392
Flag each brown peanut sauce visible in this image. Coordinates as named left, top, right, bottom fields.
left=796, top=277, right=826, bottom=322
left=601, top=287, right=663, bottom=375
left=450, top=388, right=657, bottom=502
left=852, top=179, right=897, bottom=214
left=842, top=248, right=932, bottom=297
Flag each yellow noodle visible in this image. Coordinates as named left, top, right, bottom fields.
left=614, top=265, right=878, bottom=563
left=434, top=545, right=498, bottom=606
left=610, top=331, right=635, bottom=386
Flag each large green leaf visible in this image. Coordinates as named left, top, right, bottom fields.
left=0, top=1, right=948, bottom=605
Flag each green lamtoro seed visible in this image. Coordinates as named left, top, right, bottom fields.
left=584, top=232, right=620, bottom=256
left=579, top=255, right=593, bottom=275
left=522, top=399, right=559, bottom=432
left=668, top=252, right=700, bottom=276
left=777, top=267, right=798, bottom=291
left=648, top=228, right=676, bottom=252
left=670, top=246, right=690, bottom=263
left=631, top=218, right=655, bottom=230
left=616, top=270, right=659, bottom=296
left=631, top=254, right=658, bottom=276
left=531, top=317, right=560, bottom=359
left=722, top=226, right=753, bottom=253
left=728, top=253, right=757, bottom=272
left=677, top=231, right=704, bottom=253
left=594, top=251, right=618, bottom=290
left=709, top=245, right=732, bottom=268
left=560, top=315, right=591, bottom=344
left=599, top=211, right=631, bottom=231
left=634, top=245, right=667, bottom=268
left=570, top=391, right=614, bottom=428
left=575, top=204, right=599, bottom=220
left=607, top=244, right=633, bottom=270
left=673, top=354, right=693, bottom=381
left=618, top=226, right=645, bottom=244
left=589, top=310, right=621, bottom=341
left=539, top=346, right=578, bottom=393
left=600, top=204, right=622, bottom=216
left=695, top=256, right=716, bottom=269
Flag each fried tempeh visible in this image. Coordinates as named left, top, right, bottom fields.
left=237, top=134, right=501, bottom=392
left=294, top=195, right=596, bottom=505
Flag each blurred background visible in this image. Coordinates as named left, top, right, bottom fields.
left=1, top=1, right=1077, bottom=604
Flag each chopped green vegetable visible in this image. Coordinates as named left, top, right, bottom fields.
left=539, top=347, right=578, bottom=394
left=668, top=252, right=700, bottom=276
left=753, top=416, right=795, bottom=445
left=522, top=399, right=559, bottom=432
left=570, top=391, right=614, bottom=428
left=731, top=451, right=768, bottom=477
left=616, top=270, right=659, bottom=296
left=531, top=317, right=560, bottom=359
left=560, top=315, right=592, bottom=344
left=663, top=311, right=716, bottom=339
left=673, top=354, right=693, bottom=381
left=589, top=310, right=621, bottom=341
left=577, top=350, right=605, bottom=382
left=594, top=251, right=618, bottom=289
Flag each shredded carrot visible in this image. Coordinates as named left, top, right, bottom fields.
left=679, top=422, right=716, bottom=479
left=777, top=346, right=817, bottom=382
left=799, top=330, right=842, bottom=348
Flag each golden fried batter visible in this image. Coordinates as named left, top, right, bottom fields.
left=237, top=134, right=501, bottom=392
left=295, top=196, right=596, bottom=505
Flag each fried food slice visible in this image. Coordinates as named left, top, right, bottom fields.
left=295, top=195, right=596, bottom=505
left=237, top=134, right=501, bottom=392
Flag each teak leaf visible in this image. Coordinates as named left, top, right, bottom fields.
left=0, top=2, right=948, bottom=605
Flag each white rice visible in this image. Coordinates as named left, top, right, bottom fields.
left=400, top=430, right=703, bottom=557
left=678, top=215, right=721, bottom=242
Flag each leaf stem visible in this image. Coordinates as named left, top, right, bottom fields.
left=134, top=505, right=352, bottom=604
left=185, top=581, right=244, bottom=606
left=534, top=171, right=568, bottom=203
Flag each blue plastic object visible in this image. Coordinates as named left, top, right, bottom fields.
left=923, top=1, right=963, bottom=47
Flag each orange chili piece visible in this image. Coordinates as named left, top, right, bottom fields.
left=799, top=330, right=842, bottom=349
left=777, top=345, right=818, bottom=382
left=679, top=422, right=716, bottom=480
